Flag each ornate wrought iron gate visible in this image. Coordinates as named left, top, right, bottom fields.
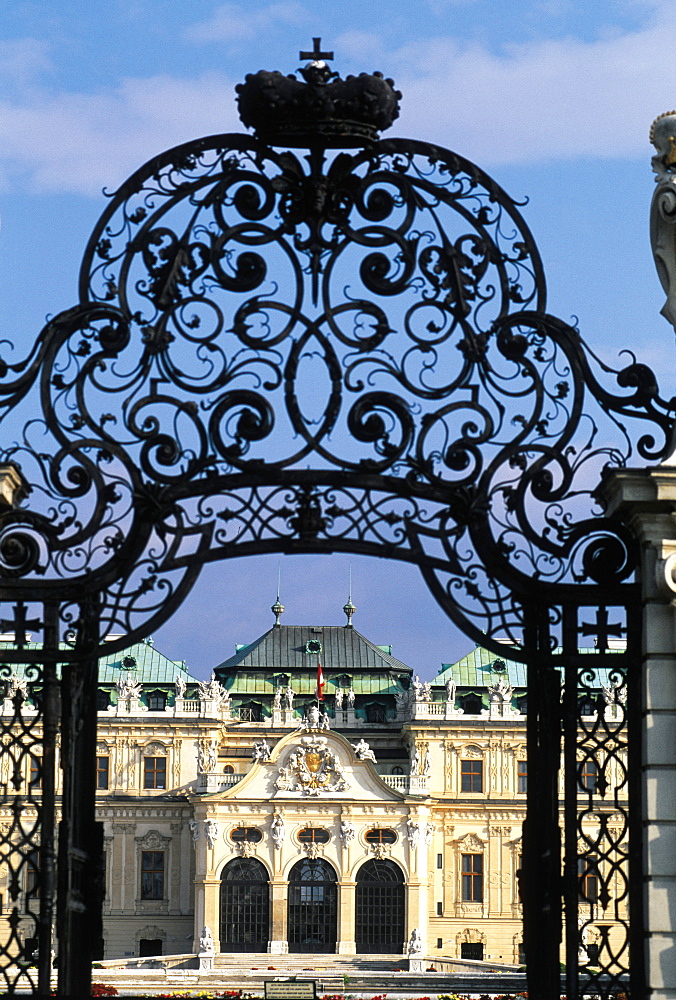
left=355, top=858, right=405, bottom=954
left=288, top=858, right=338, bottom=953
left=0, top=39, right=672, bottom=997
left=220, top=857, right=270, bottom=951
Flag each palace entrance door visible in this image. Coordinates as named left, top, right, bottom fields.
left=220, top=858, right=270, bottom=952
left=287, top=859, right=337, bottom=954
left=355, top=859, right=405, bottom=954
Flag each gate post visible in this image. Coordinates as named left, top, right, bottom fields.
left=602, top=466, right=676, bottom=999
left=56, top=600, right=103, bottom=996
left=522, top=614, right=562, bottom=999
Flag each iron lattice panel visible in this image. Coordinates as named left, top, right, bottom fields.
left=220, top=858, right=270, bottom=952
left=0, top=665, right=46, bottom=994
left=287, top=859, right=337, bottom=954
left=355, top=859, right=405, bottom=954
left=563, top=637, right=635, bottom=998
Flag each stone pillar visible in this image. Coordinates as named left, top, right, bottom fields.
left=269, top=878, right=289, bottom=954
left=337, top=879, right=356, bottom=954
left=602, top=467, right=676, bottom=999
left=202, top=877, right=221, bottom=953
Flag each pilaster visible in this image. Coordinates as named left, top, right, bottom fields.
left=602, top=466, right=676, bottom=999
left=337, top=879, right=356, bottom=954
left=269, top=878, right=289, bottom=953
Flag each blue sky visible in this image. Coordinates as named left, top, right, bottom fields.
left=0, top=0, right=674, bottom=677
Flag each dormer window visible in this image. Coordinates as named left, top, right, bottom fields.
left=147, top=690, right=166, bottom=711
left=461, top=694, right=483, bottom=715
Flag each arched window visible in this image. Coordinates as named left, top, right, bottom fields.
left=355, top=859, right=404, bottom=954
left=287, top=858, right=337, bottom=953
left=365, top=829, right=397, bottom=845
left=220, top=858, right=269, bottom=952
left=298, top=828, right=330, bottom=844
left=230, top=828, right=262, bottom=844
left=224, top=765, right=235, bottom=775
left=391, top=766, right=404, bottom=775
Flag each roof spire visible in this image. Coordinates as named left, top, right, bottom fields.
left=343, top=566, right=356, bottom=626
left=272, top=565, right=284, bottom=626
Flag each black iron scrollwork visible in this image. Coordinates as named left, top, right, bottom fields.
left=0, top=134, right=671, bottom=658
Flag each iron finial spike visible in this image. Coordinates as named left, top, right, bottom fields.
left=300, top=37, right=334, bottom=63
left=343, top=568, right=356, bottom=627
left=272, top=566, right=284, bottom=626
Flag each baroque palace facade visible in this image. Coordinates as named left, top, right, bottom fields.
left=2, top=602, right=626, bottom=964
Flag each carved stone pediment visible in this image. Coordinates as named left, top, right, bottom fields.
left=144, top=741, right=168, bottom=756
left=137, top=829, right=170, bottom=850
left=457, top=832, right=484, bottom=852
left=275, top=736, right=349, bottom=796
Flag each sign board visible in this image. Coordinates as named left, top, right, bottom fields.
left=265, top=981, right=317, bottom=1000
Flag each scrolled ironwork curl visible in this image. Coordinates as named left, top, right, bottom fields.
left=0, top=128, right=669, bottom=664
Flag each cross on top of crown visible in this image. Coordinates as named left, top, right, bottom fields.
left=300, top=38, right=334, bottom=64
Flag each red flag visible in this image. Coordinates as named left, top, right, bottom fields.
left=315, top=661, right=324, bottom=701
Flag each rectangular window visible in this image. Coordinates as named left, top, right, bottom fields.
left=580, top=760, right=598, bottom=792
left=436, top=853, right=443, bottom=869
left=461, top=853, right=483, bottom=902
left=436, top=901, right=443, bottom=916
left=578, top=854, right=599, bottom=902
left=461, top=941, right=484, bottom=960
left=436, top=938, right=443, bottom=949
left=140, top=851, right=165, bottom=900
left=96, top=756, right=110, bottom=790
left=517, top=760, right=527, bottom=794
left=26, top=852, right=39, bottom=898
left=29, top=755, right=41, bottom=789
left=461, top=759, right=483, bottom=793
left=143, top=756, right=166, bottom=790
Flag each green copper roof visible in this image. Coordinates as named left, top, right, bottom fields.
left=225, top=671, right=402, bottom=697
left=98, top=640, right=199, bottom=686
left=436, top=645, right=624, bottom=691
left=215, top=625, right=411, bottom=678
left=436, top=645, right=527, bottom=689
left=0, top=639, right=199, bottom=687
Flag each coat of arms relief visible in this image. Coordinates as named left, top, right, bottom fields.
left=275, top=736, right=349, bottom=796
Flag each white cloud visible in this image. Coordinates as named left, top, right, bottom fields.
left=0, top=71, right=242, bottom=196
left=388, top=9, right=676, bottom=164
left=184, top=2, right=308, bottom=44
left=0, top=5, right=676, bottom=195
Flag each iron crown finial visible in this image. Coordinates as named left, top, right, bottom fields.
left=235, top=43, right=401, bottom=149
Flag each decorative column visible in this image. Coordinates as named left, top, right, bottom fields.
left=602, top=466, right=676, bottom=999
